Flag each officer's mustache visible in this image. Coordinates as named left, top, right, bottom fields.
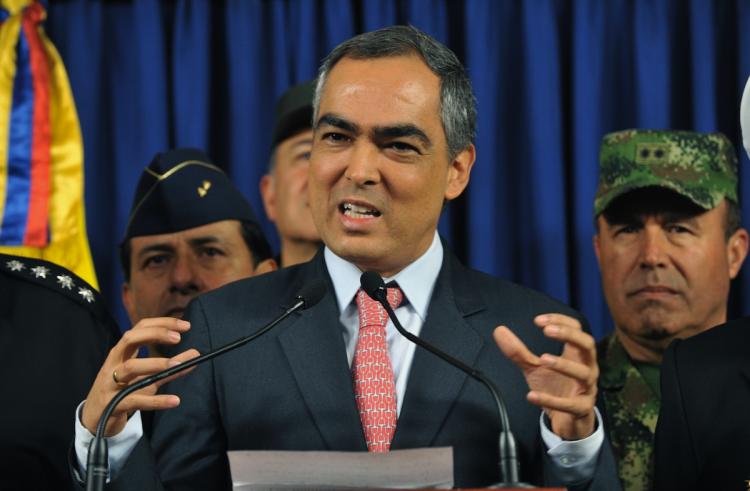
left=624, top=271, right=684, bottom=297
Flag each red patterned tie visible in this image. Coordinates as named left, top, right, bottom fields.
left=353, top=286, right=403, bottom=452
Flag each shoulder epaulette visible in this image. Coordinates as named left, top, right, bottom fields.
left=0, top=253, right=109, bottom=318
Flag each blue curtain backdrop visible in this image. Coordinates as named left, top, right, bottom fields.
left=41, top=0, right=750, bottom=338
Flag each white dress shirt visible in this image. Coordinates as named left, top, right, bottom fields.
left=75, top=232, right=603, bottom=483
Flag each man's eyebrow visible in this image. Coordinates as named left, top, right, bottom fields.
left=188, top=236, right=222, bottom=248
left=373, top=124, right=432, bottom=148
left=136, top=244, right=174, bottom=260
left=315, top=114, right=359, bottom=134
left=315, top=115, right=432, bottom=148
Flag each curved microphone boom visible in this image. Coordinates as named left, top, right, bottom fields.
left=85, top=280, right=327, bottom=491
left=360, top=271, right=530, bottom=488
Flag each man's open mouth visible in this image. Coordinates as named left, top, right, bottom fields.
left=340, top=201, right=382, bottom=218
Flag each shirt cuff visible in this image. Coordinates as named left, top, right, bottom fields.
left=74, top=401, right=144, bottom=482
left=539, top=407, right=604, bottom=484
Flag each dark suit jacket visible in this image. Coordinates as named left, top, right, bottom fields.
left=87, top=248, right=618, bottom=490
left=0, top=254, right=120, bottom=491
left=655, top=318, right=750, bottom=491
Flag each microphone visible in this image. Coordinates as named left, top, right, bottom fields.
left=360, top=272, right=531, bottom=488
left=85, top=280, right=327, bottom=491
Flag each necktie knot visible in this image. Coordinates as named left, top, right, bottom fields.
left=355, top=285, right=403, bottom=329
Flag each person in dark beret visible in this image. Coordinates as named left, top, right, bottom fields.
left=260, top=80, right=323, bottom=267
left=0, top=253, right=120, bottom=490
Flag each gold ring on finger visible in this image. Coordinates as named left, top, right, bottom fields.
left=112, top=369, right=128, bottom=387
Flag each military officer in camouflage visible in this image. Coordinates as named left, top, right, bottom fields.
left=592, top=129, right=749, bottom=491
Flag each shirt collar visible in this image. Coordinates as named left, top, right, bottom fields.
left=324, top=232, right=444, bottom=320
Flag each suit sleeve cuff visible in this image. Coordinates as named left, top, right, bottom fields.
left=539, top=406, right=604, bottom=483
left=74, top=401, right=144, bottom=482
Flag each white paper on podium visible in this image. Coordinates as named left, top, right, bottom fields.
left=228, top=447, right=453, bottom=490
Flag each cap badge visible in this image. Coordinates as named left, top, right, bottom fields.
left=635, top=143, right=671, bottom=165
left=197, top=180, right=212, bottom=198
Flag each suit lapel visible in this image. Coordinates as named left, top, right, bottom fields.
left=393, top=251, right=486, bottom=449
left=278, top=257, right=367, bottom=451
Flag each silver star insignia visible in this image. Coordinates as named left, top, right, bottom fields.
left=31, top=266, right=50, bottom=279
left=6, top=260, right=25, bottom=272
left=78, top=287, right=95, bottom=303
left=57, top=274, right=74, bottom=290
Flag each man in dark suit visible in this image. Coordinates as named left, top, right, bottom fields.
left=653, top=76, right=750, bottom=490
left=74, top=25, right=618, bottom=489
left=0, top=254, right=120, bottom=490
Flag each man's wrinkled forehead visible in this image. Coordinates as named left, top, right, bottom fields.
left=317, top=55, right=439, bottom=112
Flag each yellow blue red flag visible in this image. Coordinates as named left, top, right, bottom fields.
left=0, top=0, right=97, bottom=288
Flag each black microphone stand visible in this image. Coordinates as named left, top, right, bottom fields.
left=361, top=272, right=534, bottom=488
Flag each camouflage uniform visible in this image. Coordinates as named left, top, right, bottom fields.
left=598, top=334, right=658, bottom=491
left=594, top=129, right=739, bottom=491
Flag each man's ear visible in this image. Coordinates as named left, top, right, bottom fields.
left=445, top=144, right=476, bottom=201
left=727, top=227, right=749, bottom=279
left=253, top=258, right=279, bottom=276
left=259, top=174, right=277, bottom=223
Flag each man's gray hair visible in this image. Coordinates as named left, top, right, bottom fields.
left=313, top=25, right=476, bottom=159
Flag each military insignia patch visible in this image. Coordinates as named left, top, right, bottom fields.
left=635, top=143, right=671, bottom=165
left=197, top=180, right=212, bottom=197
left=57, top=274, right=74, bottom=290
left=78, top=287, right=95, bottom=303
left=31, top=266, right=50, bottom=279
left=6, top=260, right=25, bottom=272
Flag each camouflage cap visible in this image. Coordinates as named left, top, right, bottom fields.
left=595, top=129, right=738, bottom=216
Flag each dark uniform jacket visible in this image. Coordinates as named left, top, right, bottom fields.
left=74, top=248, right=619, bottom=490
left=655, top=317, right=750, bottom=491
left=0, top=253, right=120, bottom=490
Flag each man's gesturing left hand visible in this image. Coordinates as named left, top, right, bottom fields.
left=494, top=313, right=598, bottom=440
